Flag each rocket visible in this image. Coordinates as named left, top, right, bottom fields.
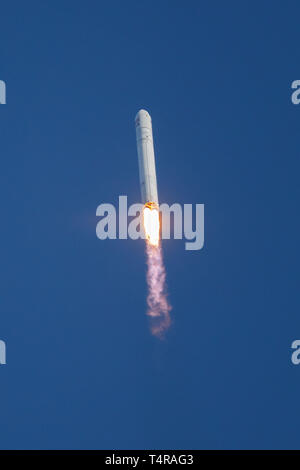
left=135, top=109, right=159, bottom=208
left=134, top=110, right=171, bottom=334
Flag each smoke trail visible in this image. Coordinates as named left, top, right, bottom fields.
left=145, top=242, right=171, bottom=338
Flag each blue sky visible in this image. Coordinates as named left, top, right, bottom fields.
left=0, top=0, right=300, bottom=449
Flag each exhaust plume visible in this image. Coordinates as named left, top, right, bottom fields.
left=143, top=206, right=171, bottom=337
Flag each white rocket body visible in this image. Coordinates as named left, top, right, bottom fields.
left=135, top=109, right=159, bottom=206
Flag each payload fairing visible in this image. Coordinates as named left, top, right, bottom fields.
left=135, top=109, right=159, bottom=207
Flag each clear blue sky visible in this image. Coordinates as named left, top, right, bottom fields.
left=0, top=0, right=300, bottom=450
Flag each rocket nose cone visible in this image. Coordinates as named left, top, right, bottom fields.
left=135, top=109, right=152, bottom=127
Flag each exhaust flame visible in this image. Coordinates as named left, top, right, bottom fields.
left=143, top=204, right=160, bottom=247
left=143, top=204, right=171, bottom=337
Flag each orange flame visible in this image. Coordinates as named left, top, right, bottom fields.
left=143, top=203, right=160, bottom=247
